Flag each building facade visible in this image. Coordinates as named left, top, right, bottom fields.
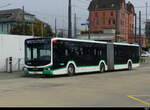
left=88, top=0, right=135, bottom=42
left=0, top=8, right=35, bottom=34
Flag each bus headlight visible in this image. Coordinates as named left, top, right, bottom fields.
left=43, top=68, right=52, bottom=75
left=44, top=68, right=51, bottom=71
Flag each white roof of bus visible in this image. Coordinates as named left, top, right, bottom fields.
left=52, top=37, right=107, bottom=44
left=52, top=37, right=139, bottom=47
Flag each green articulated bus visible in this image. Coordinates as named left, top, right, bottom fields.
left=23, top=37, right=140, bottom=76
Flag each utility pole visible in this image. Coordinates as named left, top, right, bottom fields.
left=139, top=11, right=141, bottom=37
left=146, top=2, right=148, bottom=22
left=135, top=14, right=137, bottom=42
left=139, top=11, right=142, bottom=47
left=22, top=6, right=25, bottom=35
left=74, top=13, right=77, bottom=38
left=115, top=10, right=119, bottom=42
left=55, top=18, right=57, bottom=37
left=68, top=0, right=72, bottom=38
left=139, top=11, right=143, bottom=54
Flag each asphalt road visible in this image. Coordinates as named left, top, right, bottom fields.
left=0, top=58, right=150, bottom=107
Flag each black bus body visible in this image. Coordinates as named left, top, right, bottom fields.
left=23, top=38, right=140, bottom=76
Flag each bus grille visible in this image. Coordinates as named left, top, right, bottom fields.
left=28, top=68, right=44, bottom=72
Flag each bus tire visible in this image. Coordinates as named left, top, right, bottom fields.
left=100, top=63, right=105, bottom=73
left=67, top=64, right=75, bottom=76
left=128, top=62, right=132, bottom=70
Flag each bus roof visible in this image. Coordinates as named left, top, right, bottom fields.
left=25, top=37, right=139, bottom=47
left=52, top=37, right=107, bottom=44
left=52, top=38, right=139, bottom=47
left=113, top=42, right=139, bottom=47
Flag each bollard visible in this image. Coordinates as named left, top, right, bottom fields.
left=18, top=58, right=21, bottom=71
left=9, top=57, right=12, bottom=73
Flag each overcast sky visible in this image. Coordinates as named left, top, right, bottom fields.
left=0, top=0, right=149, bottom=32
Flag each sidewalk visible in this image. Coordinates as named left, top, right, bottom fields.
left=0, top=71, right=24, bottom=80
left=140, top=57, right=150, bottom=67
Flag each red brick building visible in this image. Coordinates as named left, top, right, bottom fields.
left=88, top=0, right=135, bottom=42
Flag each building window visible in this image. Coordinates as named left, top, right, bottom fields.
left=94, top=17, right=99, bottom=25
left=94, top=12, right=99, bottom=25
left=113, top=20, right=116, bottom=24
left=109, top=20, right=112, bottom=25
left=7, top=24, right=9, bottom=33
left=121, top=20, right=124, bottom=25
left=132, top=24, right=134, bottom=29
left=95, top=12, right=98, bottom=17
left=109, top=19, right=115, bottom=25
left=110, top=12, right=114, bottom=16
left=102, top=12, right=106, bottom=25
left=1, top=24, right=3, bottom=32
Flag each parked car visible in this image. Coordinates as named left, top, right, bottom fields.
left=141, top=51, right=150, bottom=57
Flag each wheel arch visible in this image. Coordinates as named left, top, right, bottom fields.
left=99, top=60, right=107, bottom=71
left=66, top=61, right=77, bottom=71
left=127, top=59, right=133, bottom=65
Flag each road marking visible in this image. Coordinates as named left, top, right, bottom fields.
left=128, top=95, right=150, bottom=106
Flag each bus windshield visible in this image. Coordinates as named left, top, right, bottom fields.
left=25, top=39, right=51, bottom=66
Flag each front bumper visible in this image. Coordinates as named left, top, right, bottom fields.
left=23, top=67, right=53, bottom=75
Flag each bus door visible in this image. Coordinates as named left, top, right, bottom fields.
left=107, top=43, right=114, bottom=71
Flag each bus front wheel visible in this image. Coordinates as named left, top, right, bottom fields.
left=67, top=64, right=75, bottom=76
left=100, top=63, right=105, bottom=73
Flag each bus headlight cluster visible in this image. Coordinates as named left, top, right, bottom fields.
left=44, top=68, right=51, bottom=71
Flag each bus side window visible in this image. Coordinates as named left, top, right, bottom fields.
left=94, top=49, right=97, bottom=56
left=74, top=48, right=79, bottom=56
left=114, top=49, right=117, bottom=57
left=96, top=49, right=99, bottom=56
left=114, top=46, right=117, bottom=57
left=100, top=50, right=102, bottom=57
left=65, top=49, right=69, bottom=56
left=79, top=48, right=83, bottom=56
left=53, top=45, right=59, bottom=62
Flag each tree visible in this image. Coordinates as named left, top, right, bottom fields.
left=10, top=20, right=54, bottom=37
left=10, top=22, right=25, bottom=35
left=33, top=20, right=54, bottom=37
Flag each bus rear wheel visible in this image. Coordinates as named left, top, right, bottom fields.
left=67, top=64, right=75, bottom=76
left=128, top=62, right=132, bottom=70
left=100, top=63, right=105, bottom=73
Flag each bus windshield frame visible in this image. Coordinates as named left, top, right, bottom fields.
left=25, top=38, right=51, bottom=66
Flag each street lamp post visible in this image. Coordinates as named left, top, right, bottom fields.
left=68, top=0, right=72, bottom=38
